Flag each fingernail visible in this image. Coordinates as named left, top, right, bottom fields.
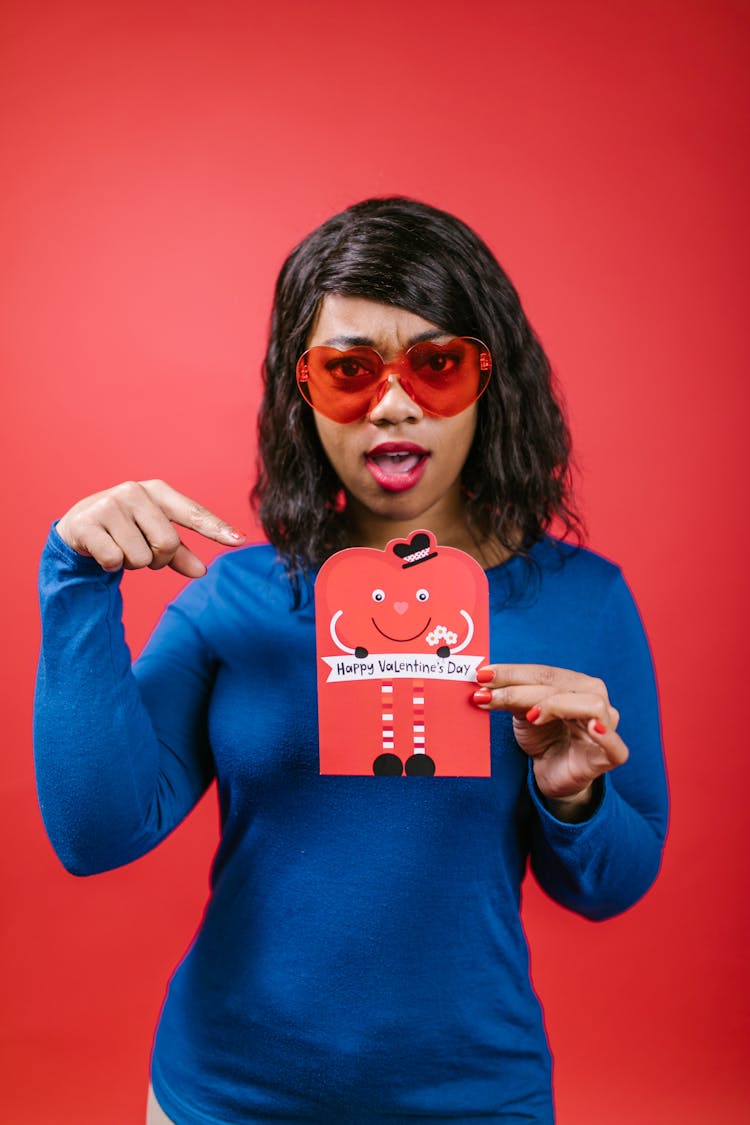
left=472, top=689, right=493, bottom=705
left=593, top=720, right=607, bottom=735
left=526, top=705, right=541, bottom=723
left=476, top=667, right=494, bottom=684
left=228, top=529, right=247, bottom=541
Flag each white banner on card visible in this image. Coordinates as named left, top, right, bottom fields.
left=321, top=652, right=485, bottom=684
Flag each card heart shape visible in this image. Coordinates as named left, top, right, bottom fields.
left=393, top=533, right=430, bottom=559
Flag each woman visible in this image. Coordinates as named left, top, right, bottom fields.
left=35, top=197, right=668, bottom=1124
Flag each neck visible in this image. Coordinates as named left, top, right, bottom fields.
left=345, top=491, right=509, bottom=569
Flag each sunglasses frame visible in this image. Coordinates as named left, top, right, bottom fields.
left=296, top=336, right=493, bottom=423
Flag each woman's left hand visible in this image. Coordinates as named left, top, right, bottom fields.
left=472, top=664, right=629, bottom=819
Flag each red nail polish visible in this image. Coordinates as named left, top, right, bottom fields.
left=472, top=689, right=493, bottom=704
left=476, top=667, right=494, bottom=684
left=526, top=705, right=541, bottom=723
left=229, top=529, right=247, bottom=541
left=593, top=720, right=607, bottom=735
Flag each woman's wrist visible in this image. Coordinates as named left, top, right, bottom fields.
left=542, top=783, right=597, bottom=824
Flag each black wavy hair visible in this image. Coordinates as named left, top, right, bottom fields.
left=251, top=197, right=581, bottom=598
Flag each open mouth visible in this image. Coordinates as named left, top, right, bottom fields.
left=365, top=443, right=429, bottom=493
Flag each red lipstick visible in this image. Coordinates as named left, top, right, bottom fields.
left=365, top=442, right=429, bottom=493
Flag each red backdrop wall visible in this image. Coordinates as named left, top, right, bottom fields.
left=3, top=2, right=748, bottom=1121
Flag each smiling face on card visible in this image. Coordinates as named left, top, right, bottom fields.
left=307, top=295, right=478, bottom=539
left=324, top=544, right=482, bottom=652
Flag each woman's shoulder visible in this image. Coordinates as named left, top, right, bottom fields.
left=530, top=536, right=624, bottom=583
left=170, top=539, right=313, bottom=622
left=168, top=541, right=277, bottom=592
left=486, top=535, right=629, bottom=612
left=203, top=540, right=297, bottom=596
left=488, top=535, right=623, bottom=582
left=208, top=539, right=283, bottom=576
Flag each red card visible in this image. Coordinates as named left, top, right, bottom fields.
left=315, top=530, right=490, bottom=777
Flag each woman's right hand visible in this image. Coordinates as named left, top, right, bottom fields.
left=55, top=479, right=246, bottom=578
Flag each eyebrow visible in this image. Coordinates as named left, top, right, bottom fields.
left=320, top=329, right=447, bottom=349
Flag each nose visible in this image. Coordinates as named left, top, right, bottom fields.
left=366, top=373, right=423, bottom=425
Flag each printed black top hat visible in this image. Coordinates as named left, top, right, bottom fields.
left=392, top=532, right=438, bottom=569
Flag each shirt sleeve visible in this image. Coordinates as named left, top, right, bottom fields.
left=33, top=525, right=216, bottom=876
left=527, top=569, right=669, bottom=920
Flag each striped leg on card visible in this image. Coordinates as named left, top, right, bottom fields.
left=372, top=681, right=402, bottom=775
left=405, top=678, right=435, bottom=776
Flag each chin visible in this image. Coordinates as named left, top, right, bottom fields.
left=369, top=490, right=441, bottom=522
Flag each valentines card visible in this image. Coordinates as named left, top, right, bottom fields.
left=315, top=530, right=490, bottom=776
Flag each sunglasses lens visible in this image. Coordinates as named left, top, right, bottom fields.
left=297, top=347, right=383, bottom=423
left=406, top=338, right=492, bottom=417
left=296, top=338, right=492, bottom=422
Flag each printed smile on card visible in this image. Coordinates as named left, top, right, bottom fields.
left=371, top=617, right=432, bottom=643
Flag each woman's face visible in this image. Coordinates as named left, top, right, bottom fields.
left=306, top=294, right=478, bottom=546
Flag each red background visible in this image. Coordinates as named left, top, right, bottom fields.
left=2, top=2, right=748, bottom=1122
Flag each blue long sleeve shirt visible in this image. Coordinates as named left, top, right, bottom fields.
left=34, top=528, right=668, bottom=1124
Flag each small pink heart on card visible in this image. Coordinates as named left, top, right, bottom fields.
left=394, top=601, right=409, bottom=615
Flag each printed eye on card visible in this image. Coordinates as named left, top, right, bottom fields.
left=314, top=530, right=490, bottom=777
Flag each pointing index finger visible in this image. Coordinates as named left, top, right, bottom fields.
left=140, top=479, right=246, bottom=545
